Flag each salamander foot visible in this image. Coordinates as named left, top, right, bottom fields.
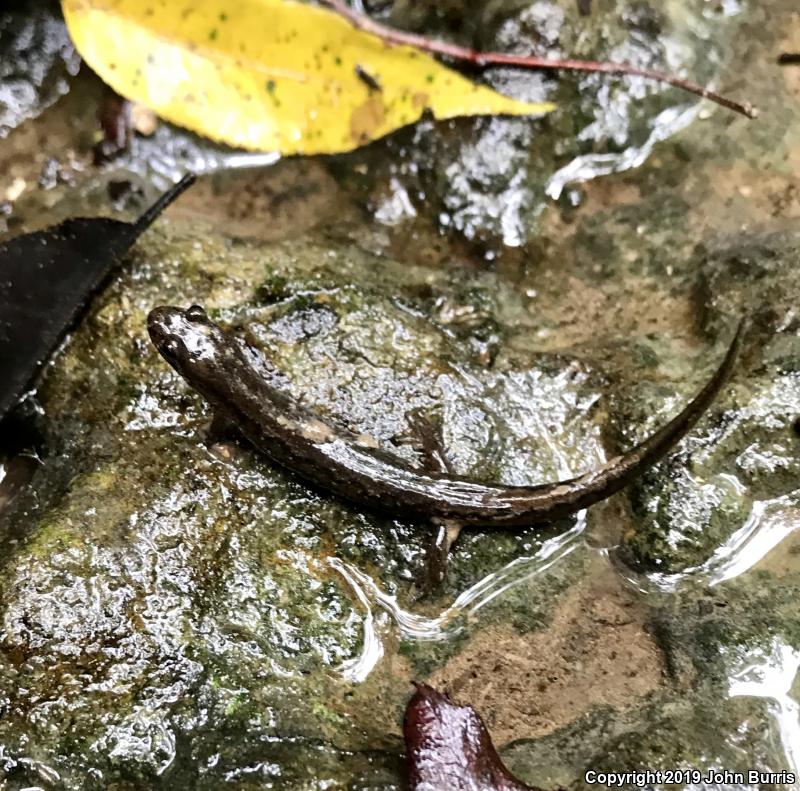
left=411, top=519, right=463, bottom=599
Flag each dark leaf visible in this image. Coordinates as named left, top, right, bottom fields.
left=404, top=683, right=543, bottom=791
left=0, top=174, right=195, bottom=422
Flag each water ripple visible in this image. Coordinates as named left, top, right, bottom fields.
left=728, top=639, right=800, bottom=783
left=330, top=513, right=585, bottom=656
left=546, top=104, right=700, bottom=200
left=612, top=493, right=800, bottom=594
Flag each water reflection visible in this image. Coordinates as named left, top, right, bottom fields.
left=334, top=561, right=384, bottom=683
left=728, top=639, right=800, bottom=783
left=112, top=129, right=281, bottom=189
left=613, top=493, right=800, bottom=594
left=330, top=513, right=585, bottom=661
left=546, top=104, right=700, bottom=200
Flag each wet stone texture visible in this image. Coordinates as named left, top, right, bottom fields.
left=335, top=0, right=744, bottom=254
left=0, top=1, right=79, bottom=140
left=0, top=225, right=609, bottom=789
left=1, top=0, right=800, bottom=789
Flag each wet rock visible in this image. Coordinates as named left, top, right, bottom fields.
left=499, top=570, right=800, bottom=787
left=696, top=229, right=800, bottom=338
left=503, top=693, right=788, bottom=790
left=0, top=222, right=605, bottom=788
left=0, top=2, right=80, bottom=138
left=618, top=231, right=800, bottom=576
left=425, top=561, right=663, bottom=743
left=337, top=0, right=743, bottom=250
left=617, top=369, right=800, bottom=576
left=1, top=0, right=799, bottom=786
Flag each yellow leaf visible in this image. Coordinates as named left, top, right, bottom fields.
left=61, top=0, right=555, bottom=155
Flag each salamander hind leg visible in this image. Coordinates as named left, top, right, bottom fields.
left=396, top=408, right=455, bottom=475
left=412, top=519, right=463, bottom=599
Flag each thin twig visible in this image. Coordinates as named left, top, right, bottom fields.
left=320, top=0, right=757, bottom=119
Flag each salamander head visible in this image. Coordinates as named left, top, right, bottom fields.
left=148, top=305, right=237, bottom=388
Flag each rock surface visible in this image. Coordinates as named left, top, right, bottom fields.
left=1, top=0, right=800, bottom=788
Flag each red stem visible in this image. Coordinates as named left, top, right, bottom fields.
left=320, top=0, right=757, bottom=119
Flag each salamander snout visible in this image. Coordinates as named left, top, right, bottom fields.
left=147, top=304, right=225, bottom=375
left=147, top=306, right=186, bottom=360
left=148, top=304, right=207, bottom=333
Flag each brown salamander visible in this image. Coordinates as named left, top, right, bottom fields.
left=148, top=305, right=744, bottom=584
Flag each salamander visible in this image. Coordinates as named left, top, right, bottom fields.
left=148, top=305, right=744, bottom=585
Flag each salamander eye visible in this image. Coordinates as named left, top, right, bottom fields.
left=186, top=305, right=207, bottom=321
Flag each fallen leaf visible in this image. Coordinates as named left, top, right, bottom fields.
left=60, top=0, right=554, bottom=155
left=0, top=174, right=195, bottom=423
left=404, top=683, right=544, bottom=791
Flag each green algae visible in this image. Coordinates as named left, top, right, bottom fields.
left=0, top=221, right=607, bottom=788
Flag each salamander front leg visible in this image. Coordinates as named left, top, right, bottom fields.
left=206, top=408, right=241, bottom=444
left=205, top=408, right=248, bottom=463
left=413, top=518, right=463, bottom=598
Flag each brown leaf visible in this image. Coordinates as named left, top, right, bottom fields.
left=404, top=683, right=544, bottom=791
